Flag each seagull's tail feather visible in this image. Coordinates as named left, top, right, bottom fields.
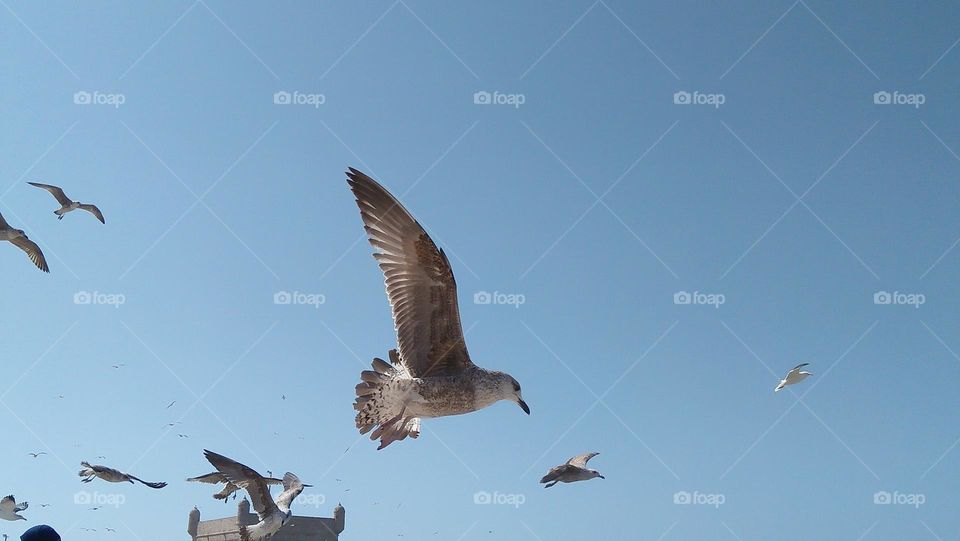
left=354, top=354, right=419, bottom=449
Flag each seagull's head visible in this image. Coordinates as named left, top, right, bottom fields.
left=590, top=469, right=605, bottom=480
left=14, top=229, right=25, bottom=237
left=492, top=373, right=529, bottom=414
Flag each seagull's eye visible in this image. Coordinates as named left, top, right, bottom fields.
left=513, top=383, right=521, bottom=392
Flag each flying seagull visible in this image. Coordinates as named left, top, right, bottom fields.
left=539, top=452, right=604, bottom=488
left=26, top=452, right=46, bottom=458
left=203, top=450, right=310, bottom=541
left=347, top=168, right=530, bottom=449
left=0, top=212, right=48, bottom=272
left=78, top=461, right=166, bottom=489
left=0, top=496, right=27, bottom=521
left=187, top=471, right=283, bottom=502
left=27, top=182, right=104, bottom=223
left=775, top=363, right=812, bottom=392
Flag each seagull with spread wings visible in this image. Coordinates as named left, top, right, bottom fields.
left=0, top=496, right=27, bottom=521
left=27, top=182, right=104, bottom=224
left=540, top=452, right=605, bottom=488
left=346, top=168, right=530, bottom=449
left=187, top=470, right=283, bottom=502
left=203, top=450, right=310, bottom=541
left=775, top=363, right=812, bottom=392
left=78, top=461, right=166, bottom=489
left=0, top=212, right=47, bottom=272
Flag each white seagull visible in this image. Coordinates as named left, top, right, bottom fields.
left=187, top=471, right=283, bottom=502
left=203, top=450, right=310, bottom=541
left=0, top=496, right=27, bottom=521
left=347, top=168, right=529, bottom=449
left=539, top=452, right=604, bottom=488
left=775, top=363, right=812, bottom=392
left=0, top=212, right=48, bottom=272
left=78, top=461, right=166, bottom=489
left=27, top=182, right=105, bottom=224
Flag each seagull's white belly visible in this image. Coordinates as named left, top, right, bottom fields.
left=246, top=513, right=285, bottom=540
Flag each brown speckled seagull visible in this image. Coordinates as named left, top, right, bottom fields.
left=347, top=168, right=529, bottom=450
left=0, top=211, right=48, bottom=272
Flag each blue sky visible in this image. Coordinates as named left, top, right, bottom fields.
left=2, top=1, right=960, bottom=539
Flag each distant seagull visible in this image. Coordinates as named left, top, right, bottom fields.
left=775, top=363, right=812, bottom=392
left=203, top=450, right=310, bottom=541
left=26, top=452, right=46, bottom=458
left=37, top=504, right=51, bottom=508
left=346, top=168, right=529, bottom=449
left=0, top=496, right=27, bottom=521
left=78, top=461, right=166, bottom=489
left=27, top=182, right=104, bottom=223
left=166, top=401, right=176, bottom=409
left=0, top=212, right=48, bottom=272
left=187, top=470, right=283, bottom=502
left=539, top=452, right=605, bottom=488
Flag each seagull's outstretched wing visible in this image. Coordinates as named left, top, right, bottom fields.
left=788, top=362, right=810, bottom=375
left=27, top=182, right=72, bottom=206
left=187, top=472, right=228, bottom=484
left=566, top=452, right=600, bottom=468
left=126, top=474, right=166, bottom=489
left=274, top=472, right=307, bottom=513
left=10, top=236, right=49, bottom=272
left=0, top=212, right=9, bottom=229
left=347, top=168, right=472, bottom=378
left=203, top=450, right=277, bottom=520
left=78, top=204, right=105, bottom=224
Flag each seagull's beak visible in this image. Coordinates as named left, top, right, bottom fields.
left=598, top=475, right=605, bottom=479
left=517, top=398, right=530, bottom=415
left=302, top=484, right=314, bottom=488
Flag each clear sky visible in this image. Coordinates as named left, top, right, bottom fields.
left=1, top=1, right=959, bottom=540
